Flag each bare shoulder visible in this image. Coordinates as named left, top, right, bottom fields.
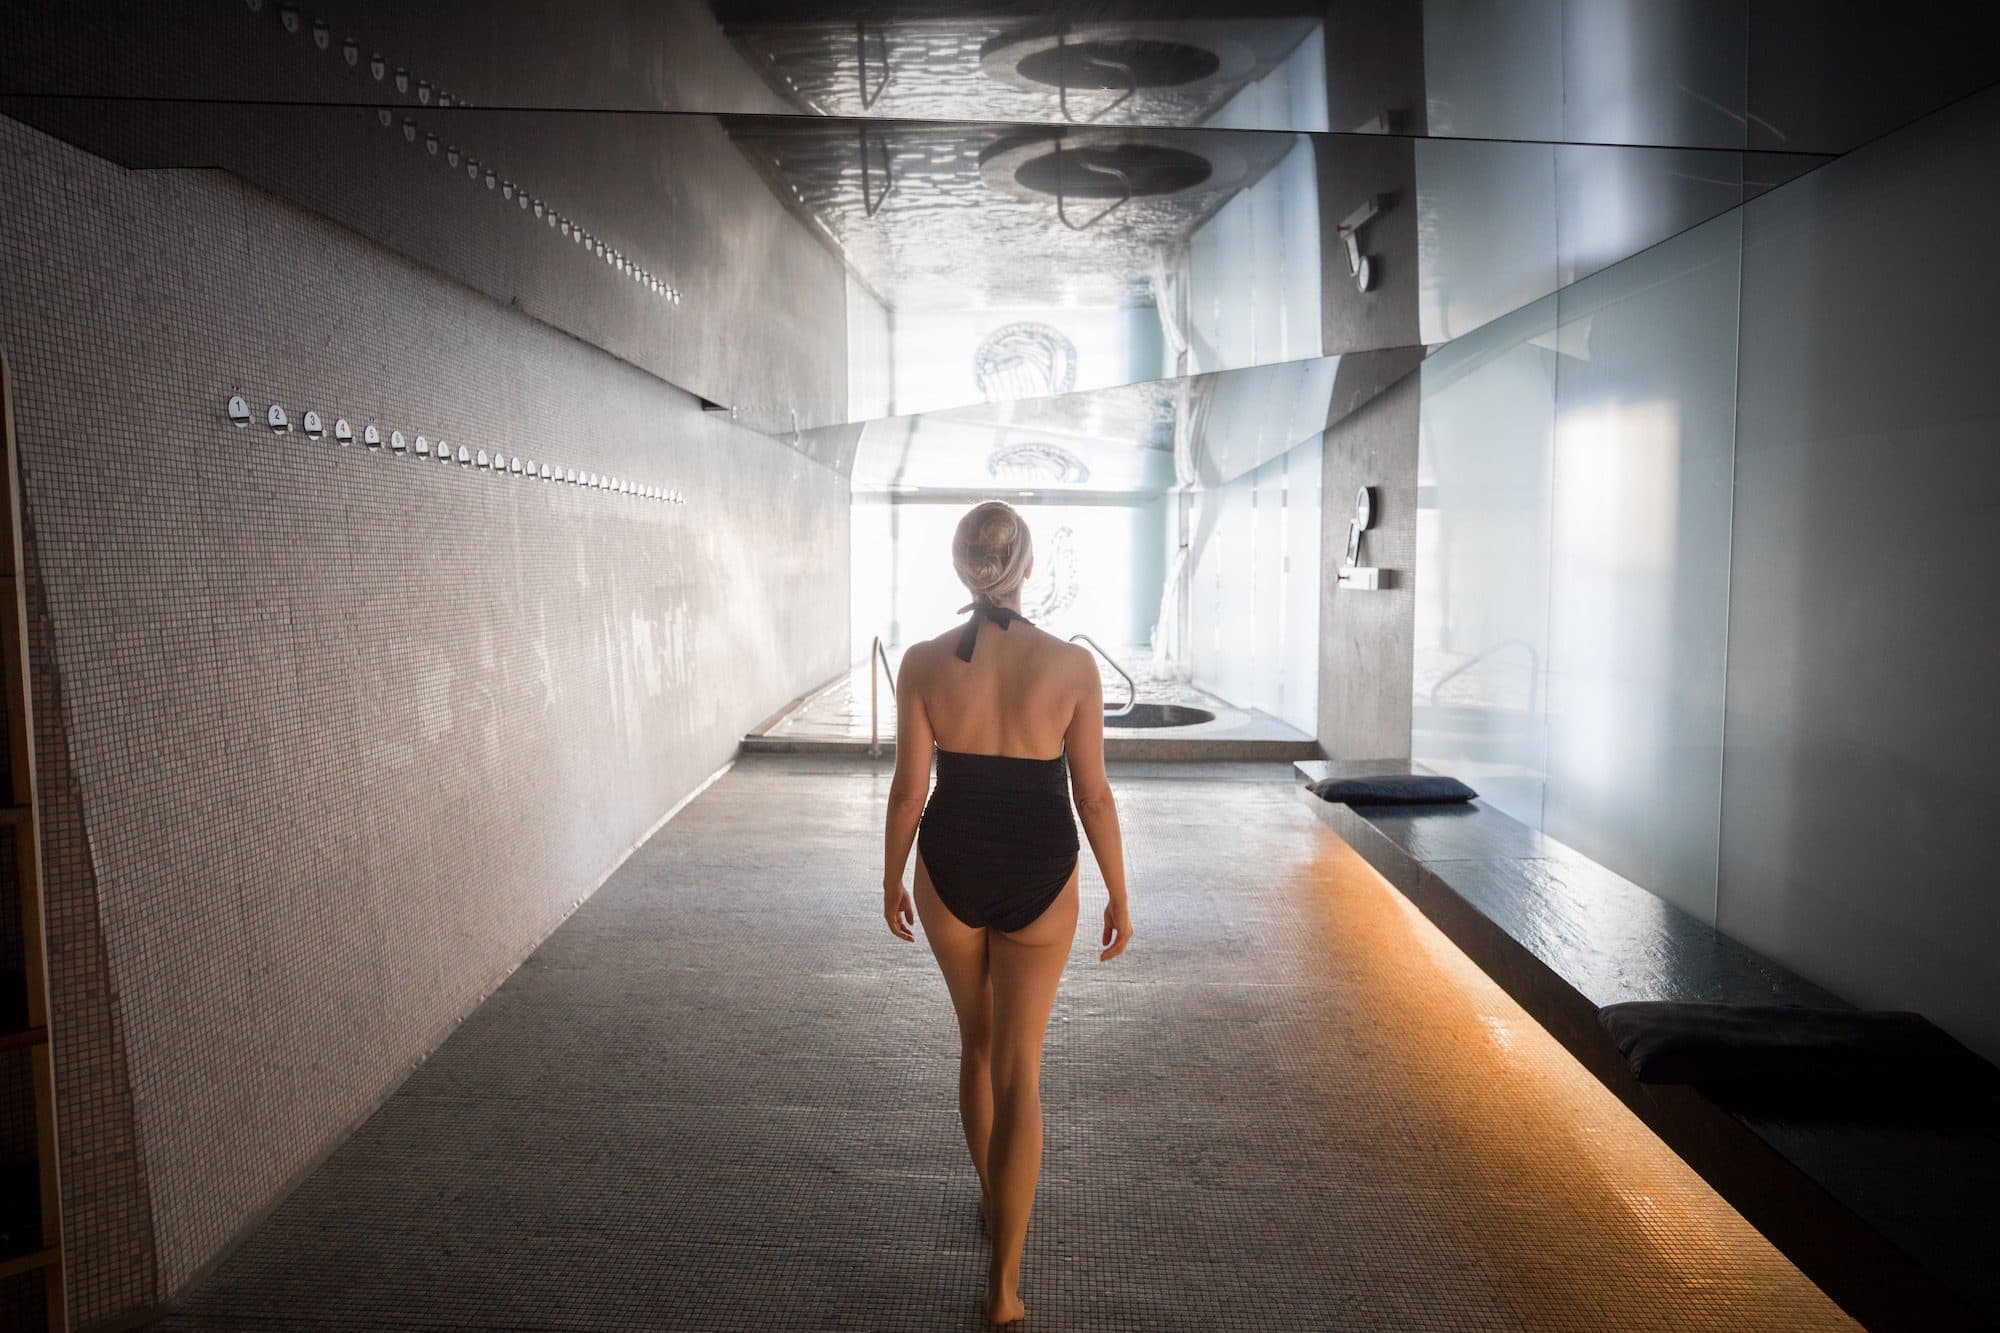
left=900, top=626, right=970, bottom=682
left=1030, top=628, right=1097, bottom=680
left=899, top=634, right=941, bottom=683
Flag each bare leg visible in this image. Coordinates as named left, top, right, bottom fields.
left=982, top=869, right=1080, bottom=1325
left=913, top=857, right=995, bottom=1223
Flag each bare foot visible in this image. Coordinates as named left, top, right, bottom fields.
left=983, top=1280, right=1026, bottom=1325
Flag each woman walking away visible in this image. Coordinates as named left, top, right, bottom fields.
left=880, top=500, right=1135, bottom=1325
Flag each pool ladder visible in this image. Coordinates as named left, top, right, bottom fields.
left=868, top=636, right=896, bottom=758
left=868, top=633, right=1138, bottom=756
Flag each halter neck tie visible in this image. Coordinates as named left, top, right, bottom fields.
left=954, top=599, right=1029, bottom=662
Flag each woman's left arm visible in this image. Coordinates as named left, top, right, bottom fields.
left=882, top=645, right=934, bottom=941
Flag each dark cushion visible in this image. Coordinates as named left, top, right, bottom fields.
left=1307, top=773, right=1478, bottom=805
left=1598, top=1001, right=2000, bottom=1094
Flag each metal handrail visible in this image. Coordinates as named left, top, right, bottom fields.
left=1052, top=141, right=1132, bottom=232
left=1056, top=34, right=1138, bottom=124
left=1428, top=637, right=1540, bottom=713
left=868, top=636, right=897, bottom=758
left=858, top=124, right=895, bottom=217
left=855, top=16, right=891, bottom=109
left=1068, top=634, right=1137, bottom=718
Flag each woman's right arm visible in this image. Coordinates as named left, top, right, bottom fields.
left=1065, top=652, right=1132, bottom=961
left=881, top=644, right=934, bottom=942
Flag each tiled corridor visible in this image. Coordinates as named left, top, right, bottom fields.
left=157, top=757, right=1849, bottom=1331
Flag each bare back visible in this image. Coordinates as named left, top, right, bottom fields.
left=906, top=616, right=1093, bottom=761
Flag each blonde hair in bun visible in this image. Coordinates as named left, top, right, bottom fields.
left=951, top=500, right=1034, bottom=605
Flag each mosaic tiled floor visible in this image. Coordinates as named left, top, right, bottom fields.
left=156, top=757, right=1854, bottom=1331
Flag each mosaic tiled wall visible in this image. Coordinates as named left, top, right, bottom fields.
left=0, top=115, right=849, bottom=1326
left=1, top=0, right=849, bottom=439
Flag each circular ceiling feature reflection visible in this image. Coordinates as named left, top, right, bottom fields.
left=987, top=442, right=1092, bottom=486
left=1012, top=142, right=1212, bottom=199
left=974, top=322, right=1078, bottom=401
left=1015, top=39, right=1222, bottom=92
left=979, top=23, right=1254, bottom=105
left=978, top=131, right=1247, bottom=207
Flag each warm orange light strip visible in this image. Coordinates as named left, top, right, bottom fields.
left=1298, top=830, right=1856, bottom=1330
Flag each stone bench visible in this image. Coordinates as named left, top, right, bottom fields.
left=1296, top=759, right=2000, bottom=1333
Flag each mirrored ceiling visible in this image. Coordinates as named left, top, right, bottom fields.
left=729, top=115, right=1827, bottom=424
left=0, top=91, right=1831, bottom=435
left=714, top=0, right=2000, bottom=154
left=836, top=345, right=1422, bottom=493
left=6, top=1, right=1994, bottom=486
left=6, top=1, right=1997, bottom=153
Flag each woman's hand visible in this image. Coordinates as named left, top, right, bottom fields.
left=1099, top=900, right=1133, bottom=961
left=884, top=882, right=916, bottom=942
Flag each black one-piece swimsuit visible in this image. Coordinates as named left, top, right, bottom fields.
left=916, top=602, right=1081, bottom=933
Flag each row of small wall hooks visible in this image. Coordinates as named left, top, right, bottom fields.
left=227, top=395, right=688, bottom=504
left=244, top=0, right=683, bottom=305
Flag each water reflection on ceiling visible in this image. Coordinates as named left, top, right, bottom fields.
left=10, top=0, right=1995, bottom=157
left=707, top=2, right=2000, bottom=154
left=714, top=10, right=1325, bottom=130
left=723, top=117, right=1296, bottom=308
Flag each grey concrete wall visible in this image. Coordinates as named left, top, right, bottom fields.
left=1720, top=86, right=2000, bottom=1062
left=0, top=115, right=848, bottom=1325
left=1318, top=372, right=1419, bottom=759
left=1316, top=134, right=1420, bottom=355
left=1312, top=101, right=1422, bottom=751
left=1321, top=0, right=1428, bottom=136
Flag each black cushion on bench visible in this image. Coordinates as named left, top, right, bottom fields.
left=1306, top=773, right=1478, bottom=805
left=1598, top=1001, right=2000, bottom=1094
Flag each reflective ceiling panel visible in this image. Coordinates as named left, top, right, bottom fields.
left=5, top=1, right=1995, bottom=152
left=6, top=1, right=1992, bottom=486
left=838, top=374, right=1186, bottom=493
left=842, top=346, right=1423, bottom=492
left=716, top=10, right=1328, bottom=129
left=1, top=91, right=1827, bottom=432
left=843, top=412, right=1177, bottom=494
left=727, top=115, right=1817, bottom=425
left=723, top=117, right=1300, bottom=311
